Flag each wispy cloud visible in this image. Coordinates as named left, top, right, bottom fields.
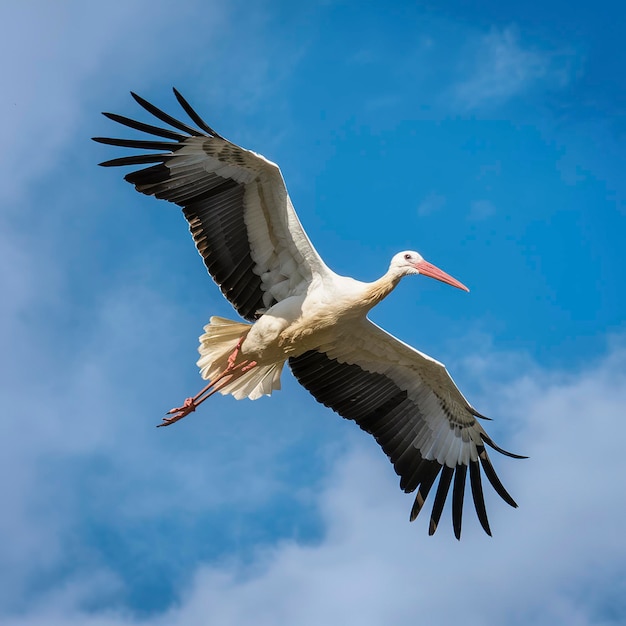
left=0, top=1, right=162, bottom=204
left=454, top=27, right=576, bottom=110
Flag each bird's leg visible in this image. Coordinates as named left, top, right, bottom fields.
left=158, top=359, right=258, bottom=427
left=227, top=335, right=245, bottom=368
left=158, top=337, right=256, bottom=427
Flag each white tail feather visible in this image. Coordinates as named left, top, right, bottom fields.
left=197, top=316, right=284, bottom=400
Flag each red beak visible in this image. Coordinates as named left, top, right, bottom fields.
left=416, top=260, right=469, bottom=292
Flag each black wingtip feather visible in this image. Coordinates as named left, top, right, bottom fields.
left=478, top=448, right=518, bottom=508
left=101, top=111, right=187, bottom=141
left=452, top=465, right=467, bottom=540
left=92, top=136, right=178, bottom=151
left=130, top=91, right=204, bottom=137
left=428, top=465, right=454, bottom=535
left=469, top=459, right=492, bottom=536
left=172, top=88, right=225, bottom=139
left=409, top=463, right=441, bottom=522
left=97, top=154, right=170, bottom=168
left=471, top=408, right=492, bottom=421
left=482, top=434, right=528, bottom=459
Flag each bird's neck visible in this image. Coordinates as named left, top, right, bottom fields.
left=360, top=271, right=402, bottom=311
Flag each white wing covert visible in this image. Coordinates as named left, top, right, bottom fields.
left=94, top=89, right=331, bottom=321
left=289, top=319, right=524, bottom=539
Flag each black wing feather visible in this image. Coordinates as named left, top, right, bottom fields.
left=130, top=92, right=205, bottom=137
left=94, top=90, right=271, bottom=321
left=452, top=464, right=467, bottom=540
left=469, top=459, right=491, bottom=536
left=98, top=154, right=171, bottom=167
left=92, top=136, right=179, bottom=151
left=409, top=462, right=441, bottom=521
left=101, top=111, right=187, bottom=141
left=478, top=448, right=519, bottom=508
left=173, top=88, right=225, bottom=139
left=428, top=465, right=454, bottom=536
left=290, top=349, right=521, bottom=538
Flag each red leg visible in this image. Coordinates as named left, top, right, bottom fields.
left=158, top=337, right=257, bottom=427
left=227, top=336, right=245, bottom=368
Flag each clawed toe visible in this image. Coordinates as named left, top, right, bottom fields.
left=157, top=398, right=196, bottom=427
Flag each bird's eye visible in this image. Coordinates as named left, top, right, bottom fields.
left=404, top=253, right=412, bottom=260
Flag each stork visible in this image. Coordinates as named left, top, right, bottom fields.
left=93, top=89, right=524, bottom=539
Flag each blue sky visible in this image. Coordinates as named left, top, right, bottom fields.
left=1, top=1, right=625, bottom=624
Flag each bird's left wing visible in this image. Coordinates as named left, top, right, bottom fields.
left=93, top=89, right=332, bottom=321
left=289, top=319, right=524, bottom=539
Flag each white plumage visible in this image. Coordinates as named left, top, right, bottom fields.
left=94, top=89, right=525, bottom=539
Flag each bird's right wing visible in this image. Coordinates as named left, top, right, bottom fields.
left=289, top=318, right=525, bottom=539
left=93, top=89, right=333, bottom=321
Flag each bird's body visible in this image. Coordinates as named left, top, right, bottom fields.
left=94, top=89, right=524, bottom=539
left=242, top=269, right=397, bottom=362
left=196, top=258, right=435, bottom=400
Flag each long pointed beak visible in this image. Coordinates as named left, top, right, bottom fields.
left=416, top=260, right=469, bottom=292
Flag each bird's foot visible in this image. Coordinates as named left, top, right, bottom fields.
left=158, top=397, right=196, bottom=427
left=156, top=358, right=257, bottom=428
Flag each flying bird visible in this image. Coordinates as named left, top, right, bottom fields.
left=93, top=89, right=524, bottom=539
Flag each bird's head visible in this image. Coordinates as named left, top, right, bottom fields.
left=390, top=250, right=469, bottom=292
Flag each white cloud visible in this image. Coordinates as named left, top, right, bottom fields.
left=3, top=335, right=626, bottom=625
left=0, top=1, right=151, bottom=203
left=454, top=27, right=575, bottom=110
left=149, top=342, right=626, bottom=625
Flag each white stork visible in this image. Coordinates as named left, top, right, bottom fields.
left=93, top=89, right=524, bottom=539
